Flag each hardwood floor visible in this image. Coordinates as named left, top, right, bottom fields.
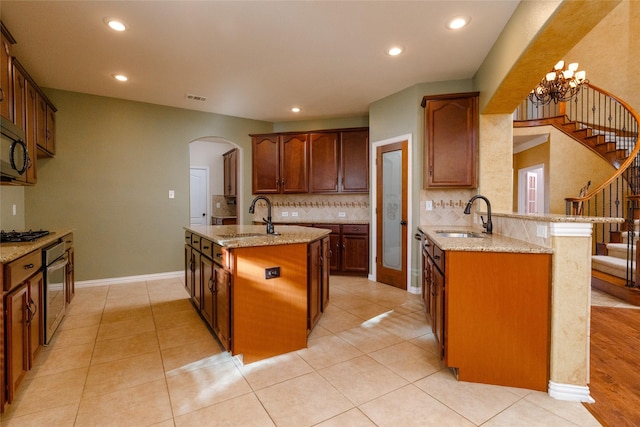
left=586, top=306, right=640, bottom=426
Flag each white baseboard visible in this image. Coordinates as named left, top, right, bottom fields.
left=548, top=381, right=595, bottom=403
left=75, top=271, right=183, bottom=288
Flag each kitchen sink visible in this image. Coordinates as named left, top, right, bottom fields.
left=435, top=230, right=487, bottom=238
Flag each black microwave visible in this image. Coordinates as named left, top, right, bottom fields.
left=0, top=119, right=29, bottom=182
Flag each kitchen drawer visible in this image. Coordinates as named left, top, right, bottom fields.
left=191, top=234, right=202, bottom=251
left=315, top=224, right=340, bottom=234
left=342, top=224, right=368, bottom=234
left=200, top=238, right=214, bottom=259
left=185, top=231, right=192, bottom=246
left=212, top=243, right=224, bottom=266
left=4, top=250, right=42, bottom=291
left=62, top=233, right=74, bottom=251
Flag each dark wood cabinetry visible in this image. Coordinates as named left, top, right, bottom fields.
left=0, top=23, right=14, bottom=122
left=223, top=148, right=238, bottom=198
left=184, top=231, right=232, bottom=351
left=307, top=238, right=330, bottom=330
left=313, top=223, right=369, bottom=276
left=309, top=129, right=369, bottom=194
left=251, top=133, right=309, bottom=194
left=422, top=234, right=445, bottom=358
left=252, top=128, right=369, bottom=195
left=422, top=92, right=479, bottom=188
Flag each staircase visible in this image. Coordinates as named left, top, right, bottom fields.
left=514, top=83, right=640, bottom=305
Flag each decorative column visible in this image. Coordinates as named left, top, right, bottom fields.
left=548, top=222, right=594, bottom=402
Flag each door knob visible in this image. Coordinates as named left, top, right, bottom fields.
left=202, top=213, right=205, bottom=217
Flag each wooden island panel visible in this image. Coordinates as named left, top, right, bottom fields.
left=445, top=250, right=551, bottom=391
left=231, top=243, right=308, bottom=364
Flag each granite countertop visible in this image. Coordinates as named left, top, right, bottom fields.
left=186, top=225, right=331, bottom=249
left=0, top=228, right=74, bottom=264
left=212, top=215, right=237, bottom=219
left=265, top=220, right=369, bottom=225
left=418, top=226, right=553, bottom=254
left=492, top=212, right=624, bottom=223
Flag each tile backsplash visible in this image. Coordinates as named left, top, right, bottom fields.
left=419, top=188, right=477, bottom=227
left=212, top=195, right=237, bottom=217
left=250, top=194, right=370, bottom=223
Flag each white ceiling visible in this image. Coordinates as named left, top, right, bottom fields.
left=1, top=1, right=520, bottom=123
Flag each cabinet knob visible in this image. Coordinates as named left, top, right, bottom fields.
left=24, top=263, right=34, bottom=270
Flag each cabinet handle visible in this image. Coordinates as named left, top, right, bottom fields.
left=24, top=263, right=35, bottom=270
left=203, top=245, right=209, bottom=250
left=433, top=255, right=440, bottom=260
left=0, top=87, right=4, bottom=102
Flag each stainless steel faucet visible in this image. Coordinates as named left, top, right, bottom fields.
left=248, top=196, right=278, bottom=235
left=464, top=195, right=493, bottom=234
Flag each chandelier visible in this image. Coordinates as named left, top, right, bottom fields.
left=528, top=60, right=588, bottom=106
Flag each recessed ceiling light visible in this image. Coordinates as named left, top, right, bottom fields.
left=104, top=18, right=127, bottom=32
left=447, top=16, right=470, bottom=30
left=386, top=46, right=404, bottom=56
left=291, top=107, right=301, bottom=113
left=112, top=74, right=128, bottom=82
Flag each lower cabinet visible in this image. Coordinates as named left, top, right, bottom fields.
left=5, top=271, right=43, bottom=404
left=313, top=224, right=369, bottom=276
left=421, top=231, right=551, bottom=391
left=308, top=236, right=331, bottom=331
left=184, top=232, right=232, bottom=352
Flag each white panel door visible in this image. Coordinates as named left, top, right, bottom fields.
left=190, top=168, right=209, bottom=226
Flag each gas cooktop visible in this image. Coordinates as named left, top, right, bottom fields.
left=0, top=229, right=50, bottom=243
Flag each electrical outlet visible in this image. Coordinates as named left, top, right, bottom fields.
left=338, top=212, right=346, bottom=217
left=216, top=202, right=221, bottom=208
left=425, top=200, right=433, bottom=211
left=291, top=212, right=298, bottom=217
left=282, top=212, right=289, bottom=217
left=265, top=266, right=280, bottom=279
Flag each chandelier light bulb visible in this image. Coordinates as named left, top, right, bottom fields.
left=554, top=60, right=565, bottom=70
left=546, top=72, right=556, bottom=81
left=563, top=69, right=574, bottom=79
left=575, top=70, right=586, bottom=81
left=568, top=62, right=579, bottom=72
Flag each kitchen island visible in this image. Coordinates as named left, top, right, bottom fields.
left=184, top=225, right=331, bottom=364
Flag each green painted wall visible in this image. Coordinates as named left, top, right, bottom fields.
left=24, top=89, right=272, bottom=281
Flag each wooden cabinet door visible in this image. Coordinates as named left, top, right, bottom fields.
left=252, top=135, right=280, bottom=194
left=309, top=132, right=339, bottom=193
left=213, top=265, right=231, bottom=351
left=280, top=134, right=309, bottom=193
left=340, top=130, right=369, bottom=193
left=12, top=62, right=26, bottom=131
left=45, top=103, right=56, bottom=155
left=185, top=245, right=194, bottom=297
left=65, top=247, right=75, bottom=303
left=432, top=264, right=445, bottom=360
left=423, top=92, right=478, bottom=188
left=28, top=272, right=44, bottom=367
left=0, top=27, right=12, bottom=121
left=329, top=232, right=340, bottom=273
left=223, top=148, right=237, bottom=197
left=320, top=236, right=330, bottom=311
left=35, top=92, right=47, bottom=154
left=6, top=284, right=29, bottom=403
left=25, top=79, right=38, bottom=184
left=307, top=240, right=322, bottom=330
left=341, top=225, right=369, bottom=274
left=423, top=249, right=432, bottom=320
left=201, top=256, right=215, bottom=328
left=192, top=250, right=202, bottom=309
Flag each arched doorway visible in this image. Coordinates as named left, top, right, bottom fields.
left=189, top=137, right=242, bottom=226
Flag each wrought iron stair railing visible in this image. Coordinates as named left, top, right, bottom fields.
left=514, top=83, right=640, bottom=287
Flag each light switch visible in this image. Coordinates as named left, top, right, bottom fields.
left=168, top=190, right=175, bottom=199
left=291, top=212, right=298, bottom=217
left=425, top=200, right=433, bottom=211
left=338, top=212, right=346, bottom=217
left=282, top=212, right=289, bottom=217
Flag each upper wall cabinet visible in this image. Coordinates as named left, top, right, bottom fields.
left=309, top=129, right=369, bottom=194
left=251, top=133, right=309, bottom=194
left=1, top=23, right=15, bottom=122
left=422, top=92, right=479, bottom=189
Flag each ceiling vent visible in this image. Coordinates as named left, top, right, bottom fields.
left=186, top=93, right=207, bottom=102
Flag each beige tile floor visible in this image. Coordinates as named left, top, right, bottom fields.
left=1, top=275, right=605, bottom=426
